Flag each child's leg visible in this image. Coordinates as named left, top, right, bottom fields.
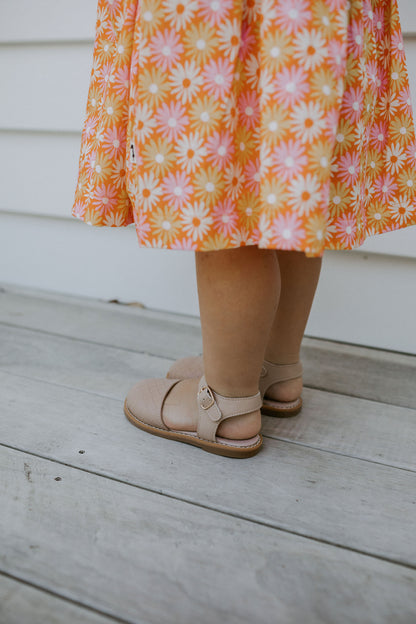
left=163, top=246, right=280, bottom=440
left=264, top=250, right=323, bottom=401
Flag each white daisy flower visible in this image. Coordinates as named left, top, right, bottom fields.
left=385, top=143, right=406, bottom=174
left=170, top=60, right=202, bottom=104
left=217, top=19, right=241, bottom=59
left=293, top=29, right=327, bottom=71
left=134, top=103, right=157, bottom=143
left=291, top=101, right=325, bottom=143
left=176, top=131, right=206, bottom=173
left=259, top=69, right=274, bottom=106
left=257, top=213, right=273, bottom=247
left=388, top=195, right=414, bottom=225
left=287, top=174, right=321, bottom=215
left=181, top=201, right=213, bottom=241
left=137, top=171, right=162, bottom=211
left=245, top=53, right=261, bottom=90
left=163, top=0, right=198, bottom=29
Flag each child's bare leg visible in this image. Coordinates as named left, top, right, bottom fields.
left=265, top=250, right=323, bottom=402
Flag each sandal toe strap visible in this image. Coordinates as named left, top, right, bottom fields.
left=197, top=375, right=262, bottom=442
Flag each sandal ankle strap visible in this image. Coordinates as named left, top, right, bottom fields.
left=197, top=375, right=262, bottom=442
left=259, top=360, right=303, bottom=399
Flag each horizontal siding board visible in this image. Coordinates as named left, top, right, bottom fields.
left=0, top=1, right=414, bottom=42
left=0, top=132, right=81, bottom=218
left=0, top=0, right=97, bottom=43
left=0, top=44, right=93, bottom=132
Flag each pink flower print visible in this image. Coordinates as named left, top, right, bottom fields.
left=97, top=62, right=113, bottom=91
left=335, top=213, right=357, bottom=246
left=92, top=184, right=119, bottom=215
left=106, top=0, right=123, bottom=16
left=362, top=0, right=374, bottom=28
left=150, top=29, right=184, bottom=71
left=275, top=66, right=309, bottom=107
left=238, top=91, right=260, bottom=130
left=161, top=170, right=193, bottom=209
left=244, top=158, right=262, bottom=193
left=325, top=0, right=344, bottom=9
left=103, top=126, right=126, bottom=157
left=323, top=107, right=341, bottom=140
left=374, top=173, right=398, bottom=202
left=206, top=131, right=235, bottom=168
left=272, top=139, right=307, bottom=181
left=83, top=115, right=99, bottom=141
left=391, top=32, right=406, bottom=60
left=212, top=199, right=239, bottom=236
left=373, top=8, right=386, bottom=42
left=274, top=0, right=312, bottom=35
left=113, top=67, right=130, bottom=96
left=369, top=122, right=388, bottom=151
left=155, top=101, right=189, bottom=142
left=398, top=87, right=413, bottom=115
left=342, top=87, right=364, bottom=124
left=327, top=40, right=347, bottom=80
left=405, top=141, right=416, bottom=167
left=238, top=22, right=256, bottom=61
left=199, top=0, right=233, bottom=27
left=202, top=58, right=234, bottom=100
left=135, top=213, right=151, bottom=244
left=270, top=212, right=306, bottom=249
left=366, top=60, right=380, bottom=93
left=348, top=20, right=364, bottom=58
left=72, top=201, right=86, bottom=220
left=170, top=237, right=198, bottom=250
left=86, top=150, right=98, bottom=178
left=376, top=67, right=388, bottom=95
left=338, top=151, right=360, bottom=185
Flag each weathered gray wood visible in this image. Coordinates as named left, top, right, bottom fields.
left=2, top=324, right=416, bottom=471
left=1, top=285, right=416, bottom=408
left=2, top=445, right=416, bottom=624
left=0, top=575, right=120, bottom=624
left=0, top=287, right=203, bottom=360
left=300, top=336, right=416, bottom=410
left=2, top=371, right=416, bottom=567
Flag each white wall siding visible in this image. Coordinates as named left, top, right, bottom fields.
left=1, top=0, right=416, bottom=353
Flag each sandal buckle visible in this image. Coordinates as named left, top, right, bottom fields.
left=198, top=385, right=215, bottom=410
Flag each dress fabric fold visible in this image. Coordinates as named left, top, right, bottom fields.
left=72, top=0, right=416, bottom=257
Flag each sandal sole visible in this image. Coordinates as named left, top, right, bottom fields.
left=124, top=399, right=263, bottom=459
left=261, top=397, right=302, bottom=418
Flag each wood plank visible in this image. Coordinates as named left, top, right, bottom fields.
left=0, top=286, right=202, bottom=361
left=0, top=575, right=121, bottom=624
left=1, top=286, right=415, bottom=408
left=2, top=445, right=416, bottom=624
left=0, top=0, right=96, bottom=43
left=2, top=324, right=416, bottom=471
left=2, top=371, right=416, bottom=567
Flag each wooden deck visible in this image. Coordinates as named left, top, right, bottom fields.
left=1, top=283, right=416, bottom=624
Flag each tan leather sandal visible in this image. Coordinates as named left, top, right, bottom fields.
left=166, top=356, right=303, bottom=417
left=124, top=374, right=263, bottom=458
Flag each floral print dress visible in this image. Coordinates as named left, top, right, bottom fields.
left=72, top=0, right=416, bottom=257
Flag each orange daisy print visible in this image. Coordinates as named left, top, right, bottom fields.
left=73, top=0, right=416, bottom=258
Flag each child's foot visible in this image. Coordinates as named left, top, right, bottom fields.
left=162, top=378, right=262, bottom=440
